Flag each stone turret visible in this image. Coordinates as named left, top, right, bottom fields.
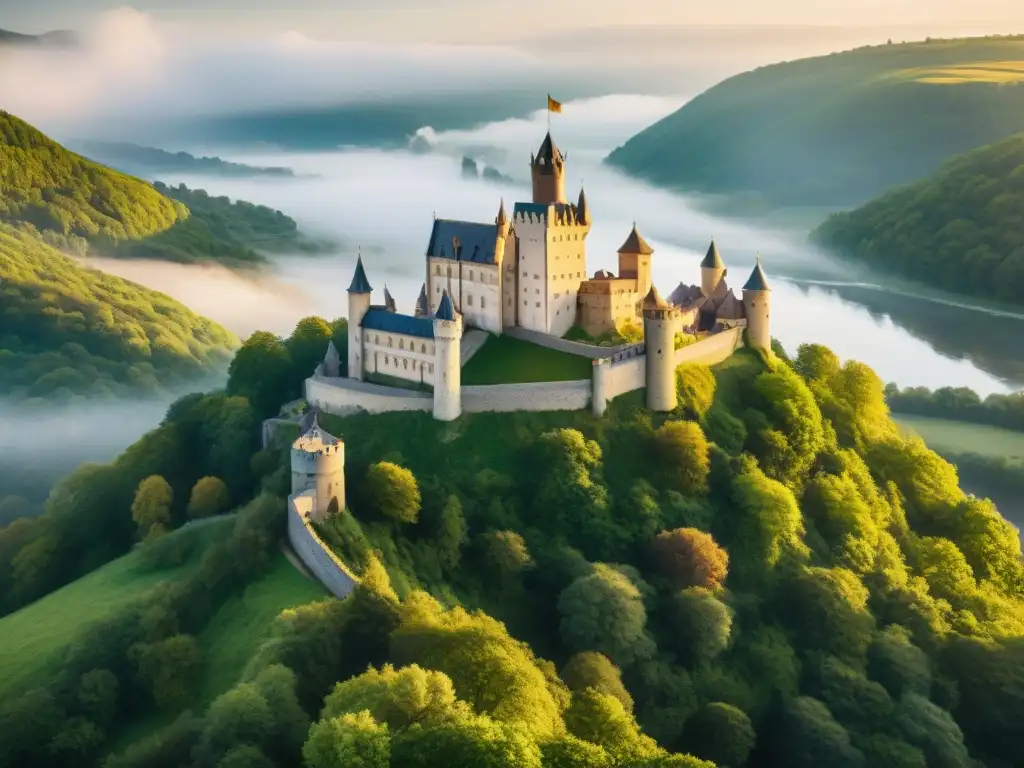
left=701, top=239, right=727, bottom=299
left=496, top=198, right=510, bottom=237
left=323, top=339, right=341, bottom=377
left=347, top=256, right=372, bottom=381
left=290, top=412, right=345, bottom=521
left=577, top=186, right=591, bottom=226
left=642, top=285, right=678, bottom=412
left=618, top=222, right=654, bottom=301
left=742, top=255, right=772, bottom=353
left=530, top=131, right=566, bottom=205
left=432, top=290, right=463, bottom=421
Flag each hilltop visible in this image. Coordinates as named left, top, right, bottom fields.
left=73, top=141, right=296, bottom=180
left=811, top=131, right=1024, bottom=306
left=0, top=28, right=77, bottom=48
left=606, top=36, right=1024, bottom=209
left=0, top=223, right=237, bottom=400
left=0, top=111, right=326, bottom=267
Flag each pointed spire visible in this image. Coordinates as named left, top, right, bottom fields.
left=534, top=131, right=563, bottom=165
left=617, top=222, right=654, bottom=255
left=496, top=197, right=508, bottom=227
left=577, top=185, right=590, bottom=225
left=325, top=339, right=339, bottom=360
left=347, top=255, right=372, bottom=294
left=701, top=239, right=724, bottom=269
left=641, top=285, right=668, bottom=312
left=415, top=283, right=429, bottom=317
left=743, top=254, right=771, bottom=291
left=383, top=284, right=396, bottom=312
left=435, top=289, right=456, bottom=321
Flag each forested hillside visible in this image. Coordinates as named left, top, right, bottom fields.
left=72, top=141, right=295, bottom=179
left=0, top=111, right=326, bottom=267
left=3, top=323, right=1024, bottom=768
left=0, top=224, right=236, bottom=400
left=606, top=36, right=1024, bottom=209
left=811, top=132, right=1024, bottom=305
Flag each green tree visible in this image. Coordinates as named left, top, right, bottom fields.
left=227, top=331, right=293, bottom=418
left=541, top=735, right=612, bottom=768
left=303, top=711, right=390, bottom=768
left=675, top=364, right=716, bottom=419
left=321, top=664, right=457, bottom=728
left=868, top=626, right=931, bottom=699
left=77, top=669, right=118, bottom=728
left=131, top=475, right=173, bottom=539
left=559, top=563, right=654, bottom=666
left=389, top=711, right=542, bottom=768
left=785, top=567, right=874, bottom=661
left=131, top=634, right=202, bottom=710
left=286, top=316, right=333, bottom=383
left=561, top=652, right=634, bottom=712
left=775, top=696, right=865, bottom=768
left=437, top=495, right=468, bottom=571
left=682, top=702, right=755, bottom=768
left=651, top=528, right=729, bottom=590
left=564, top=689, right=660, bottom=764
left=895, top=694, right=972, bottom=768
left=187, top=476, right=230, bottom=519
left=484, top=530, right=533, bottom=579
left=365, top=462, right=421, bottom=524
left=668, top=587, right=733, bottom=665
left=653, top=421, right=711, bottom=496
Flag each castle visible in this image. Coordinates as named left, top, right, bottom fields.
left=314, top=129, right=772, bottom=423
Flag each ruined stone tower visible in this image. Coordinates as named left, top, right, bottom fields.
left=642, top=286, right=679, bottom=412
left=432, top=290, right=463, bottom=421
left=742, top=256, right=772, bottom=353
left=290, top=412, right=345, bottom=521
left=346, top=256, right=372, bottom=381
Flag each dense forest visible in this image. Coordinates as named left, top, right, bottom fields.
left=0, top=223, right=236, bottom=401
left=3, top=318, right=1024, bottom=767
left=1, top=111, right=328, bottom=268
left=886, top=383, right=1024, bottom=433
left=73, top=141, right=295, bottom=179
left=606, top=36, right=1024, bottom=209
left=811, top=133, right=1024, bottom=305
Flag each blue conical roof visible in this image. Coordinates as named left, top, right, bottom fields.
left=347, top=256, right=372, bottom=294
left=701, top=240, right=724, bottom=269
left=435, top=289, right=455, bottom=321
left=743, top=257, right=770, bottom=291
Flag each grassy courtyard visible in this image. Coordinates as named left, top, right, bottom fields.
left=461, top=334, right=594, bottom=385
left=893, top=415, right=1024, bottom=461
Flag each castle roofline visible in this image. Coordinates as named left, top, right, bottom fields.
left=743, top=256, right=771, bottom=291
left=618, top=223, right=654, bottom=255
left=701, top=240, right=724, bottom=269
left=435, top=289, right=456, bottom=321
left=641, top=285, right=669, bottom=311
left=347, top=256, right=372, bottom=294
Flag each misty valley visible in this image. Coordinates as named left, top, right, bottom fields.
left=2, top=9, right=1024, bottom=768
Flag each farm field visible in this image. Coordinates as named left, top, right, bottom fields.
left=893, top=415, right=1024, bottom=460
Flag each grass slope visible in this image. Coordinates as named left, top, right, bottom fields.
left=0, top=519, right=234, bottom=700
left=894, top=414, right=1024, bottom=460
left=607, top=36, right=1024, bottom=208
left=0, top=223, right=237, bottom=399
left=811, top=132, right=1024, bottom=305
left=461, top=334, right=595, bottom=385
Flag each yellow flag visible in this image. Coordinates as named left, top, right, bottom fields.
left=547, top=94, right=562, bottom=113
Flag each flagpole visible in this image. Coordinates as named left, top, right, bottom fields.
left=547, top=94, right=551, bottom=132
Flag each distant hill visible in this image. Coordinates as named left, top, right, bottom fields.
left=0, top=223, right=237, bottom=400
left=606, top=36, right=1024, bottom=209
left=811, top=132, right=1024, bottom=306
left=73, top=140, right=296, bottom=179
left=0, top=28, right=77, bottom=48
left=1, top=111, right=329, bottom=267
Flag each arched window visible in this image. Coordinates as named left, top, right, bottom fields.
left=399, top=339, right=405, bottom=350
left=421, top=343, right=427, bottom=353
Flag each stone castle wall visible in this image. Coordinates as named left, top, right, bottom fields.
left=462, top=380, right=591, bottom=413
left=505, top=326, right=629, bottom=360
left=307, top=375, right=432, bottom=416
left=288, top=491, right=359, bottom=599
left=674, top=326, right=743, bottom=366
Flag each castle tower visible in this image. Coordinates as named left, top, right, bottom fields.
left=496, top=197, right=510, bottom=238
left=577, top=186, right=591, bottom=226
left=618, top=223, right=654, bottom=300
left=701, top=239, right=727, bottom=299
left=290, top=411, right=345, bottom=521
left=642, top=286, right=679, bottom=412
left=530, top=132, right=566, bottom=205
left=742, top=255, right=772, bottom=353
left=347, top=256, right=372, bottom=381
left=432, top=290, right=463, bottom=421
left=323, top=339, right=341, bottom=377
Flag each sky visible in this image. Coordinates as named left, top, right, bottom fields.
left=4, top=0, right=1022, bottom=42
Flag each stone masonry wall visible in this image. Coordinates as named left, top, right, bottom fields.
left=462, top=380, right=591, bottom=413
left=674, top=326, right=743, bottom=366
left=602, top=355, right=647, bottom=403
left=306, top=375, right=432, bottom=416
left=505, top=327, right=628, bottom=360
left=288, top=491, right=359, bottom=599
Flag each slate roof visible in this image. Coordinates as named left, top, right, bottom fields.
left=618, top=224, right=654, bottom=255
left=743, top=258, right=771, bottom=291
left=347, top=256, right=372, bottom=293
left=535, top=131, right=564, bottom=165
left=641, top=285, right=668, bottom=311
left=426, top=219, right=499, bottom=265
left=435, top=290, right=456, bottom=321
left=701, top=240, right=724, bottom=269
left=362, top=309, right=434, bottom=339
left=668, top=283, right=706, bottom=308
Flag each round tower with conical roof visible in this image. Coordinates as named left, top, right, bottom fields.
left=642, top=286, right=679, bottom=412
left=347, top=256, right=372, bottom=381
left=432, top=289, right=463, bottom=421
left=742, top=255, right=772, bottom=353
left=701, top=239, right=727, bottom=298
left=530, top=131, right=566, bottom=205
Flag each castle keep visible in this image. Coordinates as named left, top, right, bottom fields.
left=311, top=129, right=773, bottom=422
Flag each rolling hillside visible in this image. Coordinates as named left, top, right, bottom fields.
left=606, top=36, right=1024, bottom=209
left=810, top=132, right=1024, bottom=305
